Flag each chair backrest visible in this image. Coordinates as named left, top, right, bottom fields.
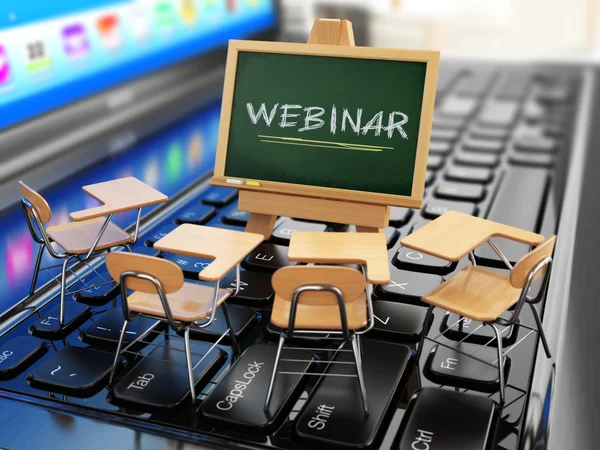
left=510, top=235, right=556, bottom=289
left=271, top=266, right=365, bottom=305
left=106, top=253, right=184, bottom=294
left=19, top=181, right=52, bottom=224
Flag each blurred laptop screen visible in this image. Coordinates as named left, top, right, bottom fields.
left=0, top=0, right=276, bottom=130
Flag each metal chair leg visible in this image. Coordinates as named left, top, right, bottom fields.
left=110, top=319, right=129, bottom=384
left=30, top=243, right=46, bottom=296
left=222, top=301, right=241, bottom=358
left=59, top=256, right=74, bottom=326
left=529, top=303, right=552, bottom=358
left=184, top=327, right=196, bottom=402
left=351, top=333, right=369, bottom=415
left=264, top=332, right=285, bottom=412
left=491, top=323, right=505, bottom=405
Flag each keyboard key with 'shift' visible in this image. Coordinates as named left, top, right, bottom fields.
left=396, top=388, right=496, bottom=450
left=435, top=182, right=485, bottom=202
left=475, top=167, right=547, bottom=265
left=423, top=344, right=511, bottom=393
left=377, top=266, right=444, bottom=304
left=422, top=199, right=477, bottom=219
left=295, top=338, right=413, bottom=449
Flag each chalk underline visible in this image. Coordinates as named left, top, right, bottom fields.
left=257, top=135, right=393, bottom=152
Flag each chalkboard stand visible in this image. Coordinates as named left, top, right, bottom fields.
left=240, top=19, right=391, bottom=239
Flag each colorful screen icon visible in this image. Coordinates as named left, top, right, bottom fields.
left=227, top=0, right=237, bottom=12
left=0, top=45, right=11, bottom=85
left=97, top=14, right=122, bottom=50
left=24, top=39, right=52, bottom=74
left=156, top=1, right=177, bottom=31
left=131, top=7, right=150, bottom=41
left=62, top=24, right=90, bottom=59
left=181, top=0, right=198, bottom=25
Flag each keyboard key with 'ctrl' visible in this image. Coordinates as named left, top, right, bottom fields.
left=396, top=388, right=497, bottom=450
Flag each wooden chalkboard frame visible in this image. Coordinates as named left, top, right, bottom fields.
left=212, top=39, right=440, bottom=208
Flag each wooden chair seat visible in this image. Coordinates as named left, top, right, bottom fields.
left=422, top=266, right=522, bottom=322
left=47, top=218, right=132, bottom=254
left=127, top=282, right=232, bottom=322
left=271, top=292, right=368, bottom=330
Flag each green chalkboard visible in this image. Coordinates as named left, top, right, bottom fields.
left=215, top=41, right=439, bottom=206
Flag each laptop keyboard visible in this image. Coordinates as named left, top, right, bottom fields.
left=0, top=62, right=580, bottom=449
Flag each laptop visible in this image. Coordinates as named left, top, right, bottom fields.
left=0, top=2, right=597, bottom=449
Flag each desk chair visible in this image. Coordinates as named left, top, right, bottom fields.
left=20, top=182, right=139, bottom=325
left=416, top=235, right=556, bottom=404
left=265, top=266, right=373, bottom=415
left=105, top=252, right=240, bottom=402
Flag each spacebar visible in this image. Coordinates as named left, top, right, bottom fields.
left=475, top=167, right=548, bottom=265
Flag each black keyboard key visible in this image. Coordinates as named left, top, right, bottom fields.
left=79, top=308, right=161, bottom=348
left=73, top=275, right=119, bottom=306
left=432, top=116, right=464, bottom=131
left=445, top=166, right=493, bottom=184
left=430, top=128, right=460, bottom=142
left=131, top=243, right=160, bottom=257
left=396, top=388, right=496, bottom=450
left=422, top=199, right=477, bottom=219
left=429, top=141, right=452, bottom=156
left=395, top=247, right=456, bottom=275
left=468, top=124, right=510, bottom=141
left=423, top=344, right=510, bottom=393
left=222, top=269, right=274, bottom=306
left=454, top=151, right=499, bottom=168
left=30, top=303, right=92, bottom=340
left=206, top=217, right=245, bottom=231
left=0, top=337, right=47, bottom=380
left=389, top=207, right=412, bottom=227
left=475, top=167, right=547, bottom=265
left=221, top=207, right=251, bottom=226
left=190, top=305, right=258, bottom=342
left=427, top=155, right=444, bottom=171
left=372, top=301, right=431, bottom=343
left=28, top=347, right=118, bottom=397
left=477, top=100, right=519, bottom=127
left=201, top=187, right=238, bottom=207
left=435, top=182, right=485, bottom=202
left=509, top=151, right=554, bottom=168
left=437, top=95, right=478, bottom=118
left=440, top=312, right=519, bottom=347
left=295, top=338, right=412, bottom=449
left=112, top=338, right=225, bottom=410
left=384, top=227, right=399, bottom=249
left=462, top=138, right=504, bottom=154
left=514, top=131, right=557, bottom=153
left=175, top=204, right=215, bottom=225
left=245, top=243, right=295, bottom=272
left=145, top=224, right=178, bottom=247
left=378, top=266, right=444, bottom=303
left=161, top=253, right=213, bottom=279
left=272, top=219, right=327, bottom=244
left=201, top=344, right=315, bottom=432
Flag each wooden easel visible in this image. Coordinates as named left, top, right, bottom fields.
left=240, top=19, right=391, bottom=240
